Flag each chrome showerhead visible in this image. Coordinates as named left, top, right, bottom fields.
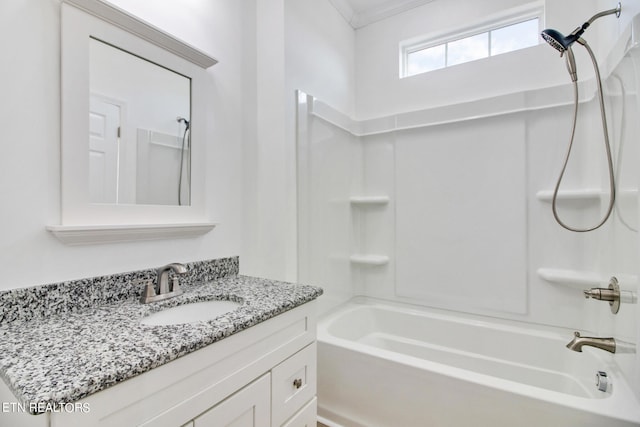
left=541, top=3, right=621, bottom=83
left=177, top=116, right=190, bottom=130
left=540, top=29, right=579, bottom=82
left=540, top=28, right=580, bottom=54
left=540, top=2, right=621, bottom=54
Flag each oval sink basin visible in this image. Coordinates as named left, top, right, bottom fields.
left=140, top=300, right=241, bottom=326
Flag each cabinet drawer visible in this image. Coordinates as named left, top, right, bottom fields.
left=282, top=397, right=317, bottom=427
left=193, top=373, right=270, bottom=427
left=271, top=342, right=317, bottom=426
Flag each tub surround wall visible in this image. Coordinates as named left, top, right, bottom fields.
left=298, top=15, right=640, bottom=399
left=595, top=0, right=640, bottom=65
left=0, top=256, right=322, bottom=412
left=298, top=65, right=639, bottom=323
left=296, top=94, right=362, bottom=315
left=394, top=116, right=528, bottom=314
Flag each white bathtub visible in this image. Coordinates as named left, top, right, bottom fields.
left=317, top=298, right=640, bottom=427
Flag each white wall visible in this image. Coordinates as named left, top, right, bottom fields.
left=0, top=0, right=355, bottom=288
left=285, top=0, right=356, bottom=117
left=354, top=0, right=611, bottom=119
left=240, top=0, right=356, bottom=283
left=240, top=0, right=289, bottom=281
left=596, top=0, right=640, bottom=64
left=0, top=0, right=246, bottom=289
left=286, top=0, right=357, bottom=305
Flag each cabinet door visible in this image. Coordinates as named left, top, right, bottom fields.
left=193, top=373, right=270, bottom=427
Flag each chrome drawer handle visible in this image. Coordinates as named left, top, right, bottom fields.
left=293, top=378, right=302, bottom=389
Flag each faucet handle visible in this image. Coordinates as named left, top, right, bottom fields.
left=139, top=280, right=156, bottom=304
left=583, top=277, right=621, bottom=314
left=170, top=277, right=184, bottom=296
left=583, top=288, right=603, bottom=299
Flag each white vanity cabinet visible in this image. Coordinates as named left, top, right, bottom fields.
left=43, top=301, right=317, bottom=427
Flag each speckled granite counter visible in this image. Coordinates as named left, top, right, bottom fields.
left=0, top=257, right=322, bottom=414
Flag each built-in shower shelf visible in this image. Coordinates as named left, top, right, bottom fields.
left=536, top=189, right=602, bottom=203
left=536, top=268, right=606, bottom=289
left=350, top=254, right=389, bottom=266
left=350, top=196, right=390, bottom=206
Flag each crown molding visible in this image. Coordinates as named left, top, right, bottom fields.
left=63, top=0, right=217, bottom=68
left=329, top=0, right=436, bottom=29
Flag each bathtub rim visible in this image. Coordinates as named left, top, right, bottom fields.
left=317, top=297, right=640, bottom=425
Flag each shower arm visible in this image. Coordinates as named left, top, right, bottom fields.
left=585, top=4, right=621, bottom=26
left=570, top=3, right=622, bottom=38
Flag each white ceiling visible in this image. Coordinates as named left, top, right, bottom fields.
left=345, top=0, right=401, bottom=14
left=328, top=0, right=436, bottom=29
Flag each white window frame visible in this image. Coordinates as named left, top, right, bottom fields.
left=400, top=2, right=544, bottom=78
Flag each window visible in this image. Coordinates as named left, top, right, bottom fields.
left=402, top=17, right=540, bottom=78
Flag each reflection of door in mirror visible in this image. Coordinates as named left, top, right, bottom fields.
left=89, top=37, right=191, bottom=207
left=89, top=98, right=120, bottom=204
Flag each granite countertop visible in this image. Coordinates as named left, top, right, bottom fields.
left=0, top=261, right=322, bottom=414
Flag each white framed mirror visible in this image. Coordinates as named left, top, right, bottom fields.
left=49, top=0, right=217, bottom=244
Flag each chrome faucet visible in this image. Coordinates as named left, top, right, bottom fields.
left=140, top=263, right=188, bottom=304
left=566, top=332, right=616, bottom=353
left=157, top=263, right=187, bottom=294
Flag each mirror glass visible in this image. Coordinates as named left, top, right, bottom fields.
left=89, top=38, right=191, bottom=206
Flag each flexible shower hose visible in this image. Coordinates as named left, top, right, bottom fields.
left=178, top=126, right=190, bottom=206
left=552, top=41, right=615, bottom=232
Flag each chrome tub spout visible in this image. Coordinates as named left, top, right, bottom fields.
left=566, top=332, right=616, bottom=353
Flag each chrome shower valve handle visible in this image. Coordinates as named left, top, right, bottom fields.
left=583, top=277, right=621, bottom=314
left=583, top=276, right=638, bottom=314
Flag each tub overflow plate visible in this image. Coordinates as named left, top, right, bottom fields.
left=596, top=371, right=608, bottom=392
